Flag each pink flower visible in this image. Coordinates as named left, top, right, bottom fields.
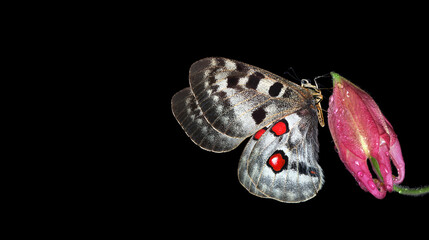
left=327, top=72, right=405, bottom=199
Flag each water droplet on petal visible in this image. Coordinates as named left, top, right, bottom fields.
left=383, top=167, right=389, bottom=174
left=367, top=180, right=376, bottom=190
left=357, top=171, right=364, bottom=177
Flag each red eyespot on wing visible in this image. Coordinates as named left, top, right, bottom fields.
left=267, top=151, right=288, bottom=173
left=271, top=120, right=289, bottom=136
left=253, top=128, right=267, bottom=140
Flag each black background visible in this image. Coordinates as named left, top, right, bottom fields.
left=9, top=4, right=428, bottom=236
left=152, top=8, right=428, bottom=231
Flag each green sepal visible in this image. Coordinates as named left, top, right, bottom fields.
left=370, top=156, right=383, bottom=181
left=330, top=72, right=342, bottom=85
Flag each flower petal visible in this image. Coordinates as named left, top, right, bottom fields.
left=340, top=150, right=387, bottom=199
left=389, top=139, right=405, bottom=184
left=356, top=162, right=387, bottom=199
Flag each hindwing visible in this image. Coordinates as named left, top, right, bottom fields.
left=238, top=108, right=324, bottom=203
left=171, top=88, right=245, bottom=152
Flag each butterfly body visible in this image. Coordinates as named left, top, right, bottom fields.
left=172, top=57, right=324, bottom=203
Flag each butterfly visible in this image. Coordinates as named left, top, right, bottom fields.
left=171, top=57, right=325, bottom=203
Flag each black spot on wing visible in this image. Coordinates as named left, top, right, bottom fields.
left=215, top=58, right=225, bottom=67
left=227, top=76, right=239, bottom=88
left=269, top=82, right=283, bottom=97
left=290, top=162, right=316, bottom=176
left=252, top=107, right=266, bottom=125
left=289, top=162, right=307, bottom=175
left=235, top=62, right=247, bottom=72
left=207, top=74, right=217, bottom=84
left=246, top=72, right=264, bottom=90
left=298, top=162, right=307, bottom=175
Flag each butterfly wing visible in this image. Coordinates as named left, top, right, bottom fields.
left=172, top=57, right=324, bottom=202
left=172, top=57, right=314, bottom=152
left=238, top=109, right=324, bottom=203
left=171, top=87, right=245, bottom=152
left=189, top=57, right=315, bottom=138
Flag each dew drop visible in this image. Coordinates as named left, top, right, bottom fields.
left=357, top=171, right=364, bottom=177
left=367, top=180, right=376, bottom=190
left=383, top=166, right=389, bottom=174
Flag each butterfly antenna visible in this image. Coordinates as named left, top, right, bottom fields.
left=313, top=73, right=332, bottom=90
left=284, top=67, right=300, bottom=82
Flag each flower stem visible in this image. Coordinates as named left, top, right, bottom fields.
left=393, top=185, right=429, bottom=196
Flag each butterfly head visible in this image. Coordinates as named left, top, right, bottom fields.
left=301, top=79, right=325, bottom=127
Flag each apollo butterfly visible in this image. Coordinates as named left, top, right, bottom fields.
left=171, top=57, right=325, bottom=203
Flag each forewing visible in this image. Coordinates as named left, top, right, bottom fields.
left=238, top=108, right=324, bottom=203
left=189, top=57, right=313, bottom=138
